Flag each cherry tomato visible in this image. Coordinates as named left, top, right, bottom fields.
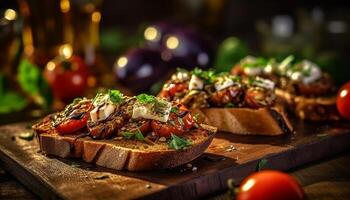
left=151, top=104, right=195, bottom=137
left=336, top=81, right=350, bottom=120
left=237, top=170, right=305, bottom=200
left=44, top=55, right=90, bottom=102
left=160, top=83, right=188, bottom=99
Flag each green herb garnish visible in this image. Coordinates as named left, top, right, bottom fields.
left=168, top=134, right=192, bottom=150
left=136, top=93, right=156, bottom=104
left=134, top=129, right=145, bottom=141
left=225, top=103, right=236, bottom=108
left=121, top=131, right=135, bottom=139
left=18, top=132, right=34, bottom=141
left=109, top=89, right=124, bottom=104
left=170, top=107, right=179, bottom=114
left=121, top=129, right=144, bottom=141
left=255, top=159, right=268, bottom=172
left=191, top=68, right=216, bottom=83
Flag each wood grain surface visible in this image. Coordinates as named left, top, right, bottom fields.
left=0, top=119, right=349, bottom=200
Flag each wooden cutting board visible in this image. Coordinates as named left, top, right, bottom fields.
left=0, top=120, right=349, bottom=200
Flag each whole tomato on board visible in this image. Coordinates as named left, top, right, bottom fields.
left=336, top=81, right=350, bottom=120
left=44, top=55, right=90, bottom=103
left=237, top=170, right=305, bottom=200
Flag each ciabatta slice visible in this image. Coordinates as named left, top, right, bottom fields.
left=192, top=107, right=292, bottom=136
left=34, top=119, right=215, bottom=171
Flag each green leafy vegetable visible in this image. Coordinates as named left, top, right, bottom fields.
left=225, top=103, right=236, bottom=108
left=121, top=129, right=144, bottom=141
left=136, top=93, right=156, bottom=104
left=17, top=59, right=52, bottom=110
left=108, top=89, right=124, bottom=104
left=18, top=132, right=34, bottom=141
left=134, top=129, right=145, bottom=141
left=255, top=159, right=268, bottom=171
left=121, top=131, right=135, bottom=139
left=191, top=68, right=216, bottom=83
left=170, top=107, right=179, bottom=114
left=0, top=74, right=28, bottom=114
left=168, top=134, right=192, bottom=150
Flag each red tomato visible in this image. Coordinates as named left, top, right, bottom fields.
left=151, top=104, right=195, bottom=137
left=44, top=55, right=90, bottom=102
left=56, top=113, right=90, bottom=135
left=237, top=170, right=305, bottom=200
left=168, top=83, right=188, bottom=96
left=55, top=102, right=92, bottom=135
left=336, top=81, right=350, bottom=120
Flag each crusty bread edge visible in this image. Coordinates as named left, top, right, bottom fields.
left=38, top=131, right=215, bottom=171
left=192, top=107, right=293, bottom=136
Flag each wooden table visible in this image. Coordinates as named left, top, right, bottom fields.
left=1, top=152, right=349, bottom=200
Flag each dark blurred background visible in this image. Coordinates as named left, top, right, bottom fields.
left=0, top=0, right=349, bottom=122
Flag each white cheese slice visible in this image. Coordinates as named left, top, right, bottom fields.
left=132, top=101, right=171, bottom=122
left=254, top=77, right=275, bottom=90
left=90, top=103, right=116, bottom=122
left=215, top=77, right=234, bottom=91
left=189, top=75, right=204, bottom=90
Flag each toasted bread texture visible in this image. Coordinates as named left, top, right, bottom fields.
left=192, top=107, right=292, bottom=136
left=275, top=89, right=340, bottom=121
left=33, top=118, right=215, bottom=171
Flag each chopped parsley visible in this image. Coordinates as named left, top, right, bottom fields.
left=168, top=134, right=192, bottom=150
left=191, top=68, right=216, bottom=83
left=136, top=94, right=156, bottom=104
left=170, top=107, right=179, bottom=114
left=108, top=89, right=124, bottom=104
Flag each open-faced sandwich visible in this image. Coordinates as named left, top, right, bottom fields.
left=158, top=68, right=293, bottom=136
left=232, top=55, right=340, bottom=121
left=32, top=90, right=217, bottom=171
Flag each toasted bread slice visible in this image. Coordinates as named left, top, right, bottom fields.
left=275, top=89, right=340, bottom=121
left=33, top=119, right=216, bottom=171
left=192, top=107, right=292, bottom=136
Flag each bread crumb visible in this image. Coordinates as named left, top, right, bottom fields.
left=159, top=137, right=166, bottom=142
left=186, top=163, right=192, bottom=168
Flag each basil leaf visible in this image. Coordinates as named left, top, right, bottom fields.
left=122, top=132, right=134, bottom=139
left=168, top=134, right=192, bottom=150
left=109, top=89, right=123, bottom=104
left=135, top=129, right=145, bottom=141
